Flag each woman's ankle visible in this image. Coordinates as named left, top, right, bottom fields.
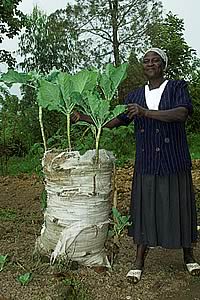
left=134, top=259, right=144, bottom=269
left=183, top=247, right=195, bottom=264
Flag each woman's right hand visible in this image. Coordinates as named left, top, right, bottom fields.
left=70, top=111, right=80, bottom=123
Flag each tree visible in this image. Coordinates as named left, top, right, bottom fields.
left=0, top=88, right=41, bottom=156
left=119, top=51, right=145, bottom=100
left=0, top=0, right=25, bottom=67
left=64, top=0, right=163, bottom=66
left=19, top=6, right=91, bottom=73
left=18, top=6, right=89, bottom=151
left=187, top=58, right=200, bottom=133
left=119, top=12, right=200, bottom=102
left=136, top=12, right=200, bottom=134
left=145, top=12, right=196, bottom=79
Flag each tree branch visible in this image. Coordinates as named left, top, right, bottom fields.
left=77, top=15, right=96, bottom=31
left=117, top=4, right=136, bottom=27
left=81, top=28, right=112, bottom=42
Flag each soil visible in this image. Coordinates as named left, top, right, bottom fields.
left=0, top=162, right=200, bottom=300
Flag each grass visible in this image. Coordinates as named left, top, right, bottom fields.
left=0, top=155, right=42, bottom=176
left=0, top=208, right=17, bottom=221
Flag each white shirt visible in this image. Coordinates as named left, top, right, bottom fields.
left=145, top=80, right=168, bottom=110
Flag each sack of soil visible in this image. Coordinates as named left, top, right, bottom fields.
left=35, top=149, right=115, bottom=267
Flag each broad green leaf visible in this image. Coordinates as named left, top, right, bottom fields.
left=121, top=215, right=130, bottom=224
left=37, top=80, right=62, bottom=112
left=0, top=70, right=32, bottom=84
left=87, top=93, right=100, bottom=126
left=109, top=104, right=126, bottom=120
left=111, top=207, right=131, bottom=236
left=102, top=105, right=126, bottom=126
left=99, top=73, right=111, bottom=100
left=112, top=207, right=121, bottom=219
left=108, top=63, right=128, bottom=91
left=73, top=92, right=85, bottom=109
left=111, top=105, right=126, bottom=116
left=73, top=69, right=98, bottom=94
left=57, top=72, right=74, bottom=109
left=46, top=68, right=60, bottom=83
left=17, top=272, right=32, bottom=286
left=100, top=63, right=128, bottom=100
left=98, top=100, right=110, bottom=124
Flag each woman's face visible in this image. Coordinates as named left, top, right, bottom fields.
left=143, top=51, right=164, bottom=80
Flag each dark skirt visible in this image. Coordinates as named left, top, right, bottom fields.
left=128, top=171, right=197, bottom=248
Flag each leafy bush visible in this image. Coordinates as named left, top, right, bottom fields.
left=187, top=132, right=200, bottom=159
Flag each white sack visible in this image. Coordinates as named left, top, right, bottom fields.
left=35, top=149, right=115, bottom=267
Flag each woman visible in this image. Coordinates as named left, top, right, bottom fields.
left=72, top=48, right=200, bottom=283
left=117, top=48, right=200, bottom=283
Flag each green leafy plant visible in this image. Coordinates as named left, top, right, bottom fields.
left=0, top=69, right=32, bottom=85
left=63, top=278, right=90, bottom=300
left=37, top=69, right=98, bottom=151
left=63, top=278, right=80, bottom=287
left=0, top=209, right=16, bottom=221
left=99, top=63, right=128, bottom=101
left=0, top=254, right=8, bottom=272
left=109, top=207, right=132, bottom=238
left=0, top=68, right=60, bottom=152
left=17, top=272, right=32, bottom=286
left=77, top=63, right=127, bottom=162
left=40, top=188, right=47, bottom=210
left=0, top=63, right=127, bottom=161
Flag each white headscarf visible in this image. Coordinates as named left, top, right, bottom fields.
left=144, top=47, right=168, bottom=71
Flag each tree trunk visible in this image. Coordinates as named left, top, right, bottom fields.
left=109, top=0, right=120, bottom=66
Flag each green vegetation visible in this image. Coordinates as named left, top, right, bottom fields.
left=0, top=0, right=200, bottom=174
left=0, top=3, right=199, bottom=300
left=188, top=133, right=200, bottom=159
left=17, top=272, right=32, bottom=286
left=1, top=64, right=127, bottom=164
left=0, top=155, right=41, bottom=176
left=0, top=254, right=8, bottom=272
left=0, top=0, right=25, bottom=67
left=40, top=188, right=47, bottom=210
left=0, top=132, right=199, bottom=176
left=63, top=278, right=91, bottom=300
left=109, top=207, right=131, bottom=239
left=0, top=208, right=17, bottom=220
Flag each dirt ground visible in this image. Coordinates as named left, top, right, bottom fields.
left=0, top=163, right=200, bottom=300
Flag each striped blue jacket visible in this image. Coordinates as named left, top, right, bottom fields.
left=118, top=80, right=193, bottom=175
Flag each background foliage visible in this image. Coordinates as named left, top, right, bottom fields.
left=0, top=0, right=200, bottom=175
left=0, top=0, right=25, bottom=67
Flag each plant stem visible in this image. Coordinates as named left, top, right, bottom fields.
left=67, top=113, right=71, bottom=152
left=39, top=106, right=47, bottom=152
left=113, top=164, right=117, bottom=209
left=95, top=127, right=102, bottom=164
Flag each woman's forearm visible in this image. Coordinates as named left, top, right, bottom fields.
left=79, top=113, right=93, bottom=124
left=105, top=118, right=124, bottom=128
left=144, top=107, right=188, bottom=122
left=127, top=104, right=189, bottom=122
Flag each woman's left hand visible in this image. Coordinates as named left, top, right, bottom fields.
left=127, top=104, right=147, bottom=119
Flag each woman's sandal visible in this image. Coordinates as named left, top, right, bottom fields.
left=126, top=269, right=143, bottom=284
left=185, top=262, right=200, bottom=276
left=126, top=247, right=149, bottom=283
